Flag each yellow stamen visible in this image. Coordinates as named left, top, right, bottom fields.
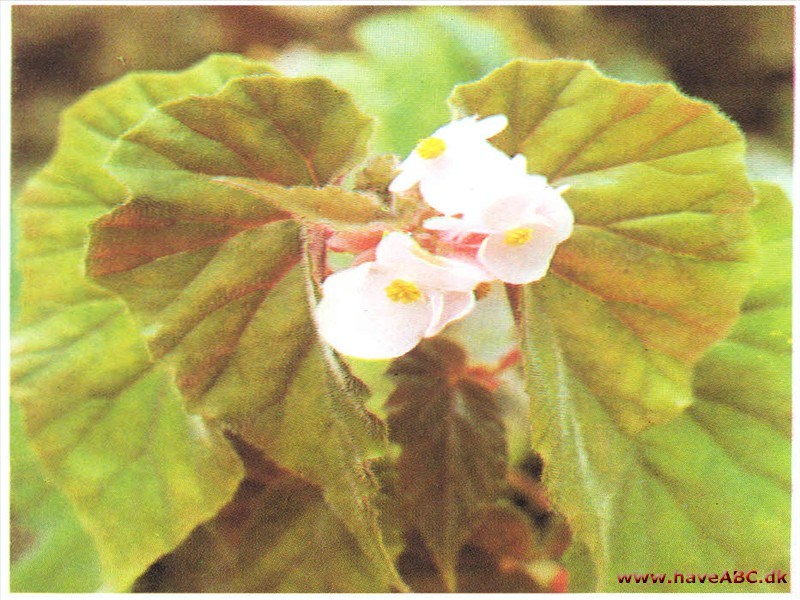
left=416, top=137, right=447, bottom=160
left=385, top=279, right=423, bottom=304
left=504, top=227, right=533, bottom=246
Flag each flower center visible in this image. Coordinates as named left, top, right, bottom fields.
left=503, top=227, right=534, bottom=246
left=416, top=137, right=447, bottom=160
left=385, top=279, right=423, bottom=304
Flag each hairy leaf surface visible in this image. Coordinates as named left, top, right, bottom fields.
left=452, top=59, right=756, bottom=433
left=86, top=74, right=400, bottom=587
left=520, top=183, right=789, bottom=590
left=451, top=60, right=778, bottom=590
left=11, top=54, right=271, bottom=589
left=214, top=178, right=393, bottom=228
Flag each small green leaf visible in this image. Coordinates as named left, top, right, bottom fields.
left=214, top=178, right=392, bottom=228
left=135, top=455, right=394, bottom=593
left=386, top=338, right=507, bottom=591
left=516, top=183, right=790, bottom=591
left=12, top=54, right=272, bottom=590
left=10, top=401, right=101, bottom=592
left=452, top=59, right=756, bottom=433
left=277, top=7, right=514, bottom=155
left=86, top=74, right=400, bottom=588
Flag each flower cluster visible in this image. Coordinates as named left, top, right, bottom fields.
left=316, top=115, right=574, bottom=359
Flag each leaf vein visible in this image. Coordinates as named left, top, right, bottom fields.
left=549, top=92, right=661, bottom=181
left=547, top=267, right=718, bottom=337
left=578, top=223, right=748, bottom=264
left=513, top=66, right=582, bottom=153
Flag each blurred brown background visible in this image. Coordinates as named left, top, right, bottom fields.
left=12, top=4, right=793, bottom=191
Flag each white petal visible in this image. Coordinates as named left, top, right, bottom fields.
left=448, top=140, right=515, bottom=172
left=423, top=216, right=471, bottom=232
left=424, top=291, right=476, bottom=337
left=392, top=115, right=512, bottom=215
left=373, top=232, right=424, bottom=266
left=510, top=153, right=528, bottom=172
left=473, top=114, right=508, bottom=139
left=388, top=153, right=427, bottom=193
left=478, top=190, right=539, bottom=232
left=315, top=263, right=434, bottom=359
left=419, top=146, right=516, bottom=216
left=375, top=232, right=489, bottom=292
left=536, top=189, right=574, bottom=242
left=432, top=115, right=478, bottom=141
left=472, top=172, right=567, bottom=231
left=423, top=215, right=495, bottom=237
left=478, top=225, right=561, bottom=285
left=418, top=168, right=489, bottom=216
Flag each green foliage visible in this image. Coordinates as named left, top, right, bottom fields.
left=10, top=17, right=790, bottom=593
left=86, top=73, right=400, bottom=588
left=386, top=339, right=507, bottom=590
left=10, top=401, right=101, bottom=592
left=450, top=60, right=787, bottom=591
left=519, top=183, right=790, bottom=591
left=215, top=179, right=393, bottom=228
left=693, top=182, right=792, bottom=438
left=277, top=7, right=514, bottom=155
left=691, top=179, right=791, bottom=501
left=452, top=59, right=757, bottom=433
left=11, top=54, right=272, bottom=591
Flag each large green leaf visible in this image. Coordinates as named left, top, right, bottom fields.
left=135, top=450, right=394, bottom=593
left=277, top=7, right=514, bottom=155
left=451, top=59, right=780, bottom=590
left=85, top=74, right=401, bottom=588
left=10, top=401, right=101, bottom=592
left=518, top=182, right=790, bottom=591
left=11, top=54, right=274, bottom=590
left=452, top=59, right=756, bottom=433
left=385, top=338, right=507, bottom=591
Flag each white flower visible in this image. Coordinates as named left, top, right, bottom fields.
left=425, top=159, right=573, bottom=285
left=315, top=232, right=490, bottom=359
left=388, top=114, right=514, bottom=216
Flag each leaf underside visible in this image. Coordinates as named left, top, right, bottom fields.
left=386, top=339, right=507, bottom=590
left=135, top=447, right=394, bottom=593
